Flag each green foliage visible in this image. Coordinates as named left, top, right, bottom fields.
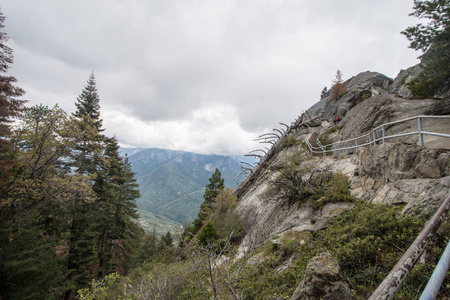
left=201, top=168, right=225, bottom=213
left=198, top=222, right=218, bottom=246
left=281, top=136, right=298, bottom=148
left=233, top=202, right=445, bottom=299
left=209, top=188, right=245, bottom=242
left=135, top=209, right=180, bottom=235
left=0, top=81, right=143, bottom=298
left=402, top=0, right=450, bottom=97
left=78, top=273, right=125, bottom=300
left=70, top=202, right=450, bottom=299
left=0, top=222, right=69, bottom=300
left=320, top=86, right=328, bottom=99
left=407, top=39, right=450, bottom=98
left=161, top=231, right=173, bottom=247
left=317, top=131, right=333, bottom=148
left=266, top=152, right=353, bottom=209
left=0, top=9, right=26, bottom=194
left=184, top=168, right=225, bottom=240
left=74, top=72, right=103, bottom=131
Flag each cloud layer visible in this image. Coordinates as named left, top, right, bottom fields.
left=2, top=0, right=419, bottom=154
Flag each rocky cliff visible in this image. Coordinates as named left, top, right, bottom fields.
left=233, top=68, right=450, bottom=297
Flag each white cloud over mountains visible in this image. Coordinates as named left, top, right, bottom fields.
left=2, top=0, right=419, bottom=154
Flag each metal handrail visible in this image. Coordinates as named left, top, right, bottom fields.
left=419, top=239, right=450, bottom=300
left=310, top=115, right=450, bottom=156
left=369, top=194, right=450, bottom=300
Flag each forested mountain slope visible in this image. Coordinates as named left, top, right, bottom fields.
left=126, top=148, right=246, bottom=233
left=85, top=67, right=450, bottom=299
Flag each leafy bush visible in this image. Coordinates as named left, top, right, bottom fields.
left=282, top=136, right=298, bottom=148
left=198, top=222, right=217, bottom=246
left=235, top=202, right=447, bottom=299
left=78, top=202, right=450, bottom=300
left=78, top=273, right=123, bottom=300
left=266, top=152, right=353, bottom=209
left=305, top=202, right=450, bottom=299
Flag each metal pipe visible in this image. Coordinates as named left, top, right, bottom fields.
left=419, top=240, right=450, bottom=300
left=369, top=194, right=450, bottom=300
left=418, top=117, right=424, bottom=147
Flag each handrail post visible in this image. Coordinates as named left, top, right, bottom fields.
left=419, top=240, right=450, bottom=300
left=382, top=126, right=386, bottom=144
left=373, top=131, right=377, bottom=145
left=369, top=194, right=450, bottom=300
left=418, top=117, right=424, bottom=146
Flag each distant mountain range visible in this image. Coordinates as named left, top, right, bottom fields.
left=123, top=148, right=253, bottom=235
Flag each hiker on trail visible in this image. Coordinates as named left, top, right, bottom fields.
left=334, top=115, right=341, bottom=126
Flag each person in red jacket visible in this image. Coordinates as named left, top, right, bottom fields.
left=334, top=115, right=341, bottom=125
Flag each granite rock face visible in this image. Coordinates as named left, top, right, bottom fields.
left=234, top=67, right=449, bottom=297
left=306, top=71, right=393, bottom=122
left=290, top=252, right=351, bottom=300
left=389, top=65, right=422, bottom=99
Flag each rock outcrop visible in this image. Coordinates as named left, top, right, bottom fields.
left=235, top=68, right=450, bottom=272
left=306, top=71, right=393, bottom=121
left=233, top=67, right=449, bottom=298
left=290, top=252, right=351, bottom=300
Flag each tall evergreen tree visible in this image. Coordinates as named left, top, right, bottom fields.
left=0, top=9, right=26, bottom=195
left=74, top=72, right=102, bottom=131
left=94, top=137, right=140, bottom=276
left=402, top=0, right=450, bottom=97
left=0, top=105, right=93, bottom=300
left=65, top=74, right=106, bottom=299
left=70, top=73, right=104, bottom=175
left=202, top=168, right=225, bottom=211
left=193, top=168, right=225, bottom=232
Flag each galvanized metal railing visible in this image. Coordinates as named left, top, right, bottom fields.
left=419, top=239, right=450, bottom=300
left=306, top=115, right=450, bottom=156
left=304, top=115, right=450, bottom=297
left=369, top=194, right=450, bottom=300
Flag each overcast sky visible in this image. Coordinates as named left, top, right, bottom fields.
left=2, top=0, right=420, bottom=155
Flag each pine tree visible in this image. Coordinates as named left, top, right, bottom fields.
left=320, top=86, right=328, bottom=99
left=0, top=9, right=26, bottom=195
left=0, top=105, right=94, bottom=300
left=65, top=74, right=107, bottom=298
left=74, top=72, right=102, bottom=131
left=203, top=168, right=225, bottom=206
left=187, top=168, right=225, bottom=235
left=161, top=231, right=173, bottom=247
left=94, top=137, right=140, bottom=276
left=402, top=0, right=450, bottom=97
left=70, top=73, right=105, bottom=175
left=329, top=70, right=347, bottom=102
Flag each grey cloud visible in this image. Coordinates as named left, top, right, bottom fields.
left=1, top=0, right=420, bottom=154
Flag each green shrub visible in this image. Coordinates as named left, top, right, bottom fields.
left=235, top=202, right=433, bottom=299
left=266, top=151, right=353, bottom=209
left=282, top=136, right=298, bottom=148
left=198, top=222, right=217, bottom=246
left=310, top=202, right=438, bottom=299
left=78, top=273, right=125, bottom=300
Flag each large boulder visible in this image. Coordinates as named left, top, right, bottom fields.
left=290, top=252, right=351, bottom=300
left=340, top=94, right=438, bottom=140
left=305, top=71, right=393, bottom=121
left=389, top=65, right=423, bottom=99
